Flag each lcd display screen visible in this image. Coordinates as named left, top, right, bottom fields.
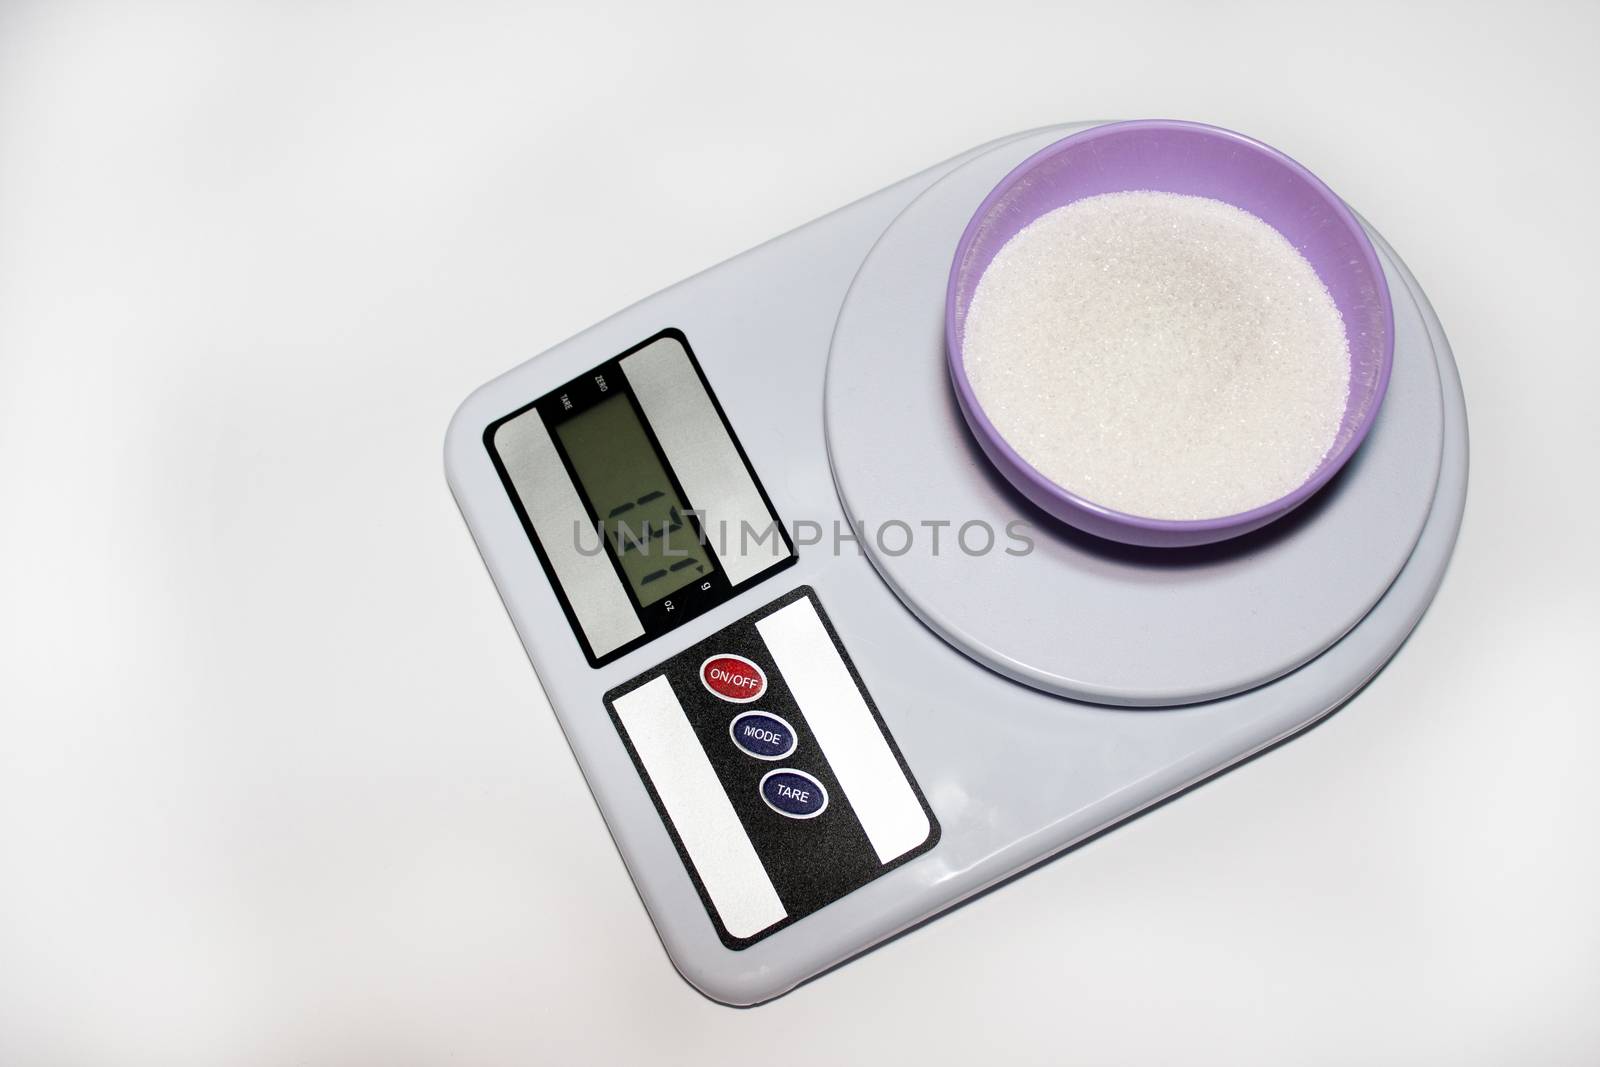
left=555, top=393, right=713, bottom=606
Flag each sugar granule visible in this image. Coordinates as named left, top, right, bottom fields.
left=963, top=190, right=1351, bottom=521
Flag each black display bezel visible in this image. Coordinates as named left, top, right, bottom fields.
left=483, top=328, right=796, bottom=667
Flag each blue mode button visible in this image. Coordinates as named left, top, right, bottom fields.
left=759, top=769, right=828, bottom=820
left=729, top=711, right=798, bottom=761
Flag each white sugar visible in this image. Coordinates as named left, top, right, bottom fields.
left=964, top=190, right=1351, bottom=521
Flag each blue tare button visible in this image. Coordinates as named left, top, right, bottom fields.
left=759, top=769, right=828, bottom=820
left=728, top=711, right=798, bottom=761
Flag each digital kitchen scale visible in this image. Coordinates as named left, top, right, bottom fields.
left=444, top=121, right=1468, bottom=1005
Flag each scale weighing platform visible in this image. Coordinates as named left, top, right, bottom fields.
left=444, top=122, right=1468, bottom=1005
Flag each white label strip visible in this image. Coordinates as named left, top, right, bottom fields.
left=620, top=336, right=789, bottom=586
left=756, top=599, right=930, bottom=865
left=493, top=411, right=643, bottom=658
left=612, top=676, right=787, bottom=939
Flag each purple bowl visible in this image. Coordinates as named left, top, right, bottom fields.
left=946, top=120, right=1395, bottom=549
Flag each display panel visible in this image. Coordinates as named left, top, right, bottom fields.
left=554, top=393, right=714, bottom=606
left=484, top=328, right=797, bottom=668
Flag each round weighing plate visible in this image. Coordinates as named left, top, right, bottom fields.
left=824, top=125, right=1445, bottom=707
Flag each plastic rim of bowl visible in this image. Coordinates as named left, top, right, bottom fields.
left=945, top=119, right=1396, bottom=549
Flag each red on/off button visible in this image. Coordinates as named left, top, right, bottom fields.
left=699, top=654, right=767, bottom=703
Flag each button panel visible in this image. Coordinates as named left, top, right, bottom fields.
left=604, top=586, right=940, bottom=949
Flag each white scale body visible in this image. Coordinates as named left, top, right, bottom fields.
left=445, top=123, right=1468, bottom=1005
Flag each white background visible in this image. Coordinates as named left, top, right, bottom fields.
left=2, top=1, right=1596, bottom=1063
